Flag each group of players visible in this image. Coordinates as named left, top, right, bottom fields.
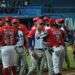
left=0, top=16, right=74, bottom=75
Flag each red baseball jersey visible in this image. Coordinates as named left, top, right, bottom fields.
left=45, top=27, right=65, bottom=47
left=2, top=25, right=17, bottom=45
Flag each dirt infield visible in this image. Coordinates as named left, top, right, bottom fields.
left=62, top=70, right=75, bottom=75
left=32, top=70, right=75, bottom=75
left=43, top=70, right=75, bottom=75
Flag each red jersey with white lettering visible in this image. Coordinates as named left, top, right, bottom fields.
left=2, top=25, right=17, bottom=45
left=45, top=26, right=65, bottom=47
left=0, top=27, right=4, bottom=46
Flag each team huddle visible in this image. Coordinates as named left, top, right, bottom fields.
left=0, top=16, right=74, bottom=75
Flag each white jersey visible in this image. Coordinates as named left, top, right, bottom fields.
left=34, top=30, right=47, bottom=49
left=16, top=30, right=24, bottom=47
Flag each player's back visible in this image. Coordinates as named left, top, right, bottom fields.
left=2, top=25, right=17, bottom=45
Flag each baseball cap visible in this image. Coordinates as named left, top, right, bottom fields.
left=43, top=16, right=49, bottom=22
left=55, top=18, right=64, bottom=24
left=36, top=19, right=44, bottom=25
left=33, top=17, right=40, bottom=22
left=11, top=19, right=19, bottom=23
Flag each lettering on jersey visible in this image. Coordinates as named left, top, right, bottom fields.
left=53, top=31, right=62, bottom=42
left=4, top=29, right=16, bottom=45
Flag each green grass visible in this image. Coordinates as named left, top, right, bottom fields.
left=64, top=45, right=75, bottom=69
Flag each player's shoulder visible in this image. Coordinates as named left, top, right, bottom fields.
left=2, top=25, right=11, bottom=28
left=2, top=25, right=17, bottom=31
left=2, top=25, right=8, bottom=30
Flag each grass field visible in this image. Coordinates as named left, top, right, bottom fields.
left=63, top=45, right=75, bottom=69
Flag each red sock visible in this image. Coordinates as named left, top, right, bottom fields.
left=11, top=66, right=17, bottom=75
left=2, top=68, right=11, bottom=75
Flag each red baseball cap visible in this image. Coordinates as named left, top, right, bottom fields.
left=33, top=17, right=40, bottom=22
left=11, top=19, right=19, bottom=23
left=36, top=19, right=44, bottom=24
left=43, top=16, right=49, bottom=22
left=55, top=18, right=64, bottom=24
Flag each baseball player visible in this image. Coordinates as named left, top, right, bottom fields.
left=28, top=17, right=40, bottom=52
left=1, top=18, right=17, bottom=75
left=44, top=18, right=56, bottom=75
left=48, top=18, right=65, bottom=75
left=11, top=18, right=29, bottom=75
left=27, top=18, right=47, bottom=75
left=59, top=19, right=70, bottom=68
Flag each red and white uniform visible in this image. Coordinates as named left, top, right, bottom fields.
left=46, top=26, right=65, bottom=74
left=27, top=24, right=47, bottom=75
left=1, top=25, right=17, bottom=69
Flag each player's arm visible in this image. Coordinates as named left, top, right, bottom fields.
left=27, top=27, right=37, bottom=57
left=27, top=27, right=36, bottom=49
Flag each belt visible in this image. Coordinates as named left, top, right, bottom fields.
left=18, top=46, right=23, bottom=48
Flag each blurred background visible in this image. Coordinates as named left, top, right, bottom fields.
left=0, top=0, right=75, bottom=71
left=0, top=0, right=75, bottom=30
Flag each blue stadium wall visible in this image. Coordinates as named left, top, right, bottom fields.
left=50, top=0, right=75, bottom=18
left=0, top=0, right=75, bottom=18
